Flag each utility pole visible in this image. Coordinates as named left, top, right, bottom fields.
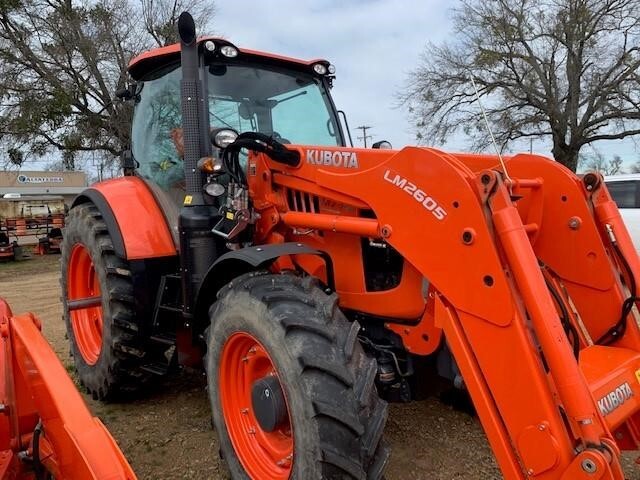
left=356, top=125, right=373, bottom=148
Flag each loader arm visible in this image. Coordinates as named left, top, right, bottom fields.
left=245, top=144, right=640, bottom=479
left=0, top=299, right=136, bottom=479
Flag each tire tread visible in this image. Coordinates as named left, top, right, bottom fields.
left=209, top=272, right=388, bottom=479
left=61, top=202, right=156, bottom=400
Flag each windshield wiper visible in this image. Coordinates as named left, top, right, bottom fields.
left=255, top=91, right=307, bottom=109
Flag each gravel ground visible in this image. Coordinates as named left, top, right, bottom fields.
left=0, top=255, right=637, bottom=479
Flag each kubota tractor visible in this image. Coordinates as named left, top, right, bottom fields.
left=61, top=12, right=640, bottom=479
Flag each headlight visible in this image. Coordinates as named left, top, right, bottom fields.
left=313, top=63, right=328, bottom=75
left=204, top=182, right=226, bottom=197
left=220, top=45, right=238, bottom=58
left=204, top=40, right=216, bottom=52
left=328, top=64, right=336, bottom=74
left=211, top=128, right=239, bottom=148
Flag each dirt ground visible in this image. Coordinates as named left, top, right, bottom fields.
left=0, top=255, right=637, bottom=479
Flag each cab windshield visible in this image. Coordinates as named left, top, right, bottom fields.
left=207, top=64, right=341, bottom=145
left=132, top=62, right=342, bottom=189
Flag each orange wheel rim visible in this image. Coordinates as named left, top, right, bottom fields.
left=219, top=332, right=293, bottom=479
left=67, top=243, right=103, bottom=365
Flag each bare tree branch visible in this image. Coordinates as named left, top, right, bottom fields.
left=399, top=0, right=640, bottom=171
left=0, top=0, right=214, bottom=169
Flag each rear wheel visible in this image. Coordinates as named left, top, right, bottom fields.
left=61, top=203, right=153, bottom=400
left=206, top=272, right=389, bottom=479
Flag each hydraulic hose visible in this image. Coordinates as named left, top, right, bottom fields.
left=596, top=239, right=639, bottom=345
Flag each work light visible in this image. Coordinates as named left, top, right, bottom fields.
left=211, top=128, right=239, bottom=149
left=313, top=63, right=328, bottom=75
left=220, top=45, right=238, bottom=58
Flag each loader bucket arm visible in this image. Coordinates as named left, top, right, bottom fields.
left=0, top=299, right=136, bottom=479
left=244, top=144, right=640, bottom=479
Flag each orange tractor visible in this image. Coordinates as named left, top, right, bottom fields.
left=59, top=12, right=640, bottom=479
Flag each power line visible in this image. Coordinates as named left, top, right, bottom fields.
left=356, top=125, right=373, bottom=148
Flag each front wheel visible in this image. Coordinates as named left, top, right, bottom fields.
left=206, top=272, right=389, bottom=479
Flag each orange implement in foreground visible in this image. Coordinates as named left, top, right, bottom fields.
left=0, top=299, right=136, bottom=479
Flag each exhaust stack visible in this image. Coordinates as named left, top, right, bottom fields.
left=177, top=12, right=219, bottom=317
left=178, top=12, right=206, bottom=197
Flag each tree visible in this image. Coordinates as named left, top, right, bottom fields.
left=629, top=158, right=640, bottom=173
left=0, top=0, right=214, bottom=169
left=401, top=0, right=640, bottom=172
left=7, top=147, right=23, bottom=166
left=141, top=0, right=214, bottom=47
left=579, top=151, right=623, bottom=175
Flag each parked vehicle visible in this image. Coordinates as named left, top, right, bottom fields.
left=0, top=195, right=65, bottom=256
left=0, top=231, right=15, bottom=260
left=605, top=174, right=640, bottom=250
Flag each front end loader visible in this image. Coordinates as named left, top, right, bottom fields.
left=0, top=298, right=136, bottom=479
left=60, top=12, right=640, bottom=479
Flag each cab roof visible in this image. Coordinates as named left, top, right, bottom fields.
left=128, top=37, right=330, bottom=81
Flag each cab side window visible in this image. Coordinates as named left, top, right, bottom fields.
left=607, top=181, right=639, bottom=209
left=132, top=66, right=184, bottom=191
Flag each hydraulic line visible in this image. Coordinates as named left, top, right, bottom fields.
left=544, top=275, right=580, bottom=359
left=596, top=237, right=639, bottom=345
left=32, top=420, right=45, bottom=480
left=223, top=131, right=301, bottom=186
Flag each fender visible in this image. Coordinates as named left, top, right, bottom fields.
left=72, top=176, right=177, bottom=260
left=194, top=242, right=334, bottom=324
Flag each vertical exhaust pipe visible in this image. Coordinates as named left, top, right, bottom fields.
left=178, top=12, right=205, bottom=197
left=177, top=12, right=219, bottom=317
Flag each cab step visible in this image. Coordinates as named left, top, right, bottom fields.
left=149, top=333, right=176, bottom=346
left=140, top=362, right=169, bottom=376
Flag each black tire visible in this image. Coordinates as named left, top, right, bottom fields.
left=206, top=272, right=390, bottom=479
left=60, top=202, right=154, bottom=400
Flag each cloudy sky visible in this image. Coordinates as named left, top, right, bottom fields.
left=212, top=0, right=639, bottom=166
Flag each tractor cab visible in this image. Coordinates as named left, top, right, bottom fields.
left=127, top=38, right=346, bottom=190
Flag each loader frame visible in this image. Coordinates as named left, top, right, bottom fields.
left=238, top=142, right=640, bottom=479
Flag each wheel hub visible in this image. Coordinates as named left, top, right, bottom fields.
left=251, top=375, right=287, bottom=432
left=219, top=332, right=293, bottom=479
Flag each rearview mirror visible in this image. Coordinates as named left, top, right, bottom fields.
left=120, top=150, right=137, bottom=176
left=115, top=83, right=140, bottom=102
left=372, top=140, right=392, bottom=149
